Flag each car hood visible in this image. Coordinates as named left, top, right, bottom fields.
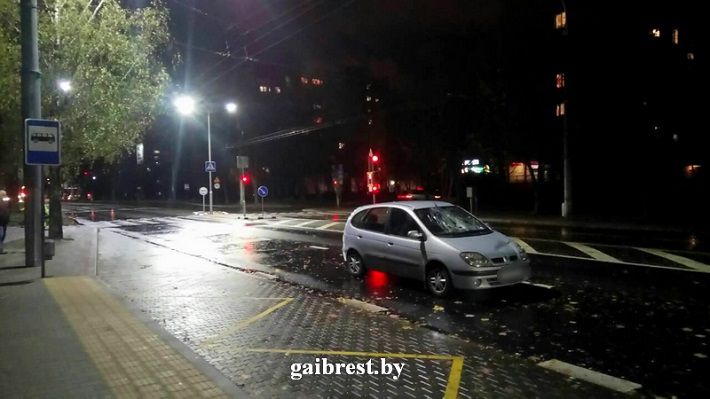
left=437, top=231, right=517, bottom=257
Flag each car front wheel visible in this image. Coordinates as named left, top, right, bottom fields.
left=426, top=265, right=452, bottom=297
left=346, top=251, right=366, bottom=277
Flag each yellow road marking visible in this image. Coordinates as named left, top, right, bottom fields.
left=45, top=276, right=227, bottom=398
left=445, top=356, right=464, bottom=399
left=635, top=248, right=710, bottom=272
left=201, top=298, right=294, bottom=345
left=245, top=348, right=463, bottom=399
left=564, top=242, right=621, bottom=263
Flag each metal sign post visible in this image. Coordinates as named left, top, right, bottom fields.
left=237, top=156, right=249, bottom=217
left=199, top=186, right=208, bottom=212
left=204, top=160, right=216, bottom=214
left=24, top=119, right=61, bottom=277
left=257, top=185, right=268, bottom=219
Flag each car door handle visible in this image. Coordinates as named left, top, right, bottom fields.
left=356, top=235, right=362, bottom=239
left=387, top=242, right=394, bottom=246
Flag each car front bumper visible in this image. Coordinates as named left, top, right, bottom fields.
left=450, top=260, right=531, bottom=290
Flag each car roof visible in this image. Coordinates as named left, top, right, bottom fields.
left=354, top=200, right=453, bottom=211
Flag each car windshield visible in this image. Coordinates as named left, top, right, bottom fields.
left=414, top=206, right=490, bottom=237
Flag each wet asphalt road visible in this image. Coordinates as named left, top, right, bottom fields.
left=67, top=203, right=710, bottom=398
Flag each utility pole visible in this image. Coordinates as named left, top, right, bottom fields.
left=20, top=0, right=44, bottom=268
left=559, top=0, right=572, bottom=218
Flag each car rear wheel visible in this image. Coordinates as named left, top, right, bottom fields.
left=346, top=251, right=366, bottom=277
left=426, top=265, right=452, bottom=297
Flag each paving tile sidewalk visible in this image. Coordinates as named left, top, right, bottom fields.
left=0, top=228, right=247, bottom=398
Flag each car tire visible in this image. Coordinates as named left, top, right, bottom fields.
left=346, top=251, right=366, bottom=277
left=426, top=265, right=453, bottom=297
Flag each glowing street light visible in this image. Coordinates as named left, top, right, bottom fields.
left=225, top=102, right=238, bottom=114
left=173, top=94, right=196, bottom=116
left=58, top=79, right=72, bottom=93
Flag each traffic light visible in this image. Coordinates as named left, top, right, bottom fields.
left=241, top=174, right=250, bottom=184
left=371, top=154, right=379, bottom=163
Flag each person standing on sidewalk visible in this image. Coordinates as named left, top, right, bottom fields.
left=0, top=189, right=10, bottom=254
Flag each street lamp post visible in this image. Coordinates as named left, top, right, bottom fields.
left=207, top=111, right=213, bottom=213
left=173, top=96, right=237, bottom=214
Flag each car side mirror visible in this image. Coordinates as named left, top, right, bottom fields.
left=407, top=230, right=424, bottom=241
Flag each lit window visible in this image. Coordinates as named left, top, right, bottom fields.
left=687, top=52, right=695, bottom=60
left=366, top=96, right=372, bottom=102
left=338, top=142, right=345, bottom=149
left=650, top=28, right=661, bottom=38
left=274, top=86, right=282, bottom=94
left=374, top=98, right=380, bottom=102
left=259, top=85, right=268, bottom=93
left=555, top=73, right=565, bottom=89
left=555, top=12, right=566, bottom=29
left=368, top=119, right=373, bottom=125
left=556, top=102, right=565, bottom=117
left=672, top=29, right=679, bottom=45
left=300, top=76, right=309, bottom=84
left=313, top=104, right=322, bottom=110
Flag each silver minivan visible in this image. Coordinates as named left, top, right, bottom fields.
left=342, top=201, right=531, bottom=296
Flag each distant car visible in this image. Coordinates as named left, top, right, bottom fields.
left=396, top=188, right=442, bottom=200
left=342, top=201, right=531, bottom=297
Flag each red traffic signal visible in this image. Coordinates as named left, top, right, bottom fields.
left=240, top=174, right=250, bottom=184
left=371, top=154, right=379, bottom=163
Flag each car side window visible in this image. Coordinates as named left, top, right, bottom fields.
left=350, top=209, right=369, bottom=228
left=387, top=208, right=421, bottom=237
left=361, top=207, right=388, bottom=233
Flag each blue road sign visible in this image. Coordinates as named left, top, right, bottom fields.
left=257, top=185, right=269, bottom=198
left=204, top=161, right=216, bottom=172
left=25, top=119, right=61, bottom=165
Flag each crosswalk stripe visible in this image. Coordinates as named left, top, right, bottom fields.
left=294, top=220, right=320, bottom=227
left=317, top=222, right=342, bottom=230
left=635, top=248, right=710, bottom=272
left=564, top=242, right=621, bottom=263
left=273, top=218, right=299, bottom=225
left=512, top=237, right=538, bottom=254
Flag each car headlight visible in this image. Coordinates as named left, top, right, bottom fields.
left=512, top=242, right=529, bottom=261
left=460, top=252, right=491, bottom=268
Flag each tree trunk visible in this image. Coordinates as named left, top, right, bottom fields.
left=49, top=166, right=63, bottom=239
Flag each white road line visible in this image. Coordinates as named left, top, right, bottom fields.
left=317, top=222, right=342, bottom=230
left=635, top=248, right=710, bottom=272
left=511, top=237, right=538, bottom=254
left=564, top=242, right=621, bottom=263
left=309, top=245, right=329, bottom=250
left=538, top=359, right=641, bottom=394
left=521, top=281, right=555, bottom=290
left=273, top=218, right=299, bottom=225
left=533, top=251, right=710, bottom=273
left=294, top=220, right=320, bottom=227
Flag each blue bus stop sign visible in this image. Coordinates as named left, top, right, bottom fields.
left=25, top=119, right=61, bottom=165
left=257, top=186, right=268, bottom=198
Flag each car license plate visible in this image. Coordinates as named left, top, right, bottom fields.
left=497, top=266, right=524, bottom=284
